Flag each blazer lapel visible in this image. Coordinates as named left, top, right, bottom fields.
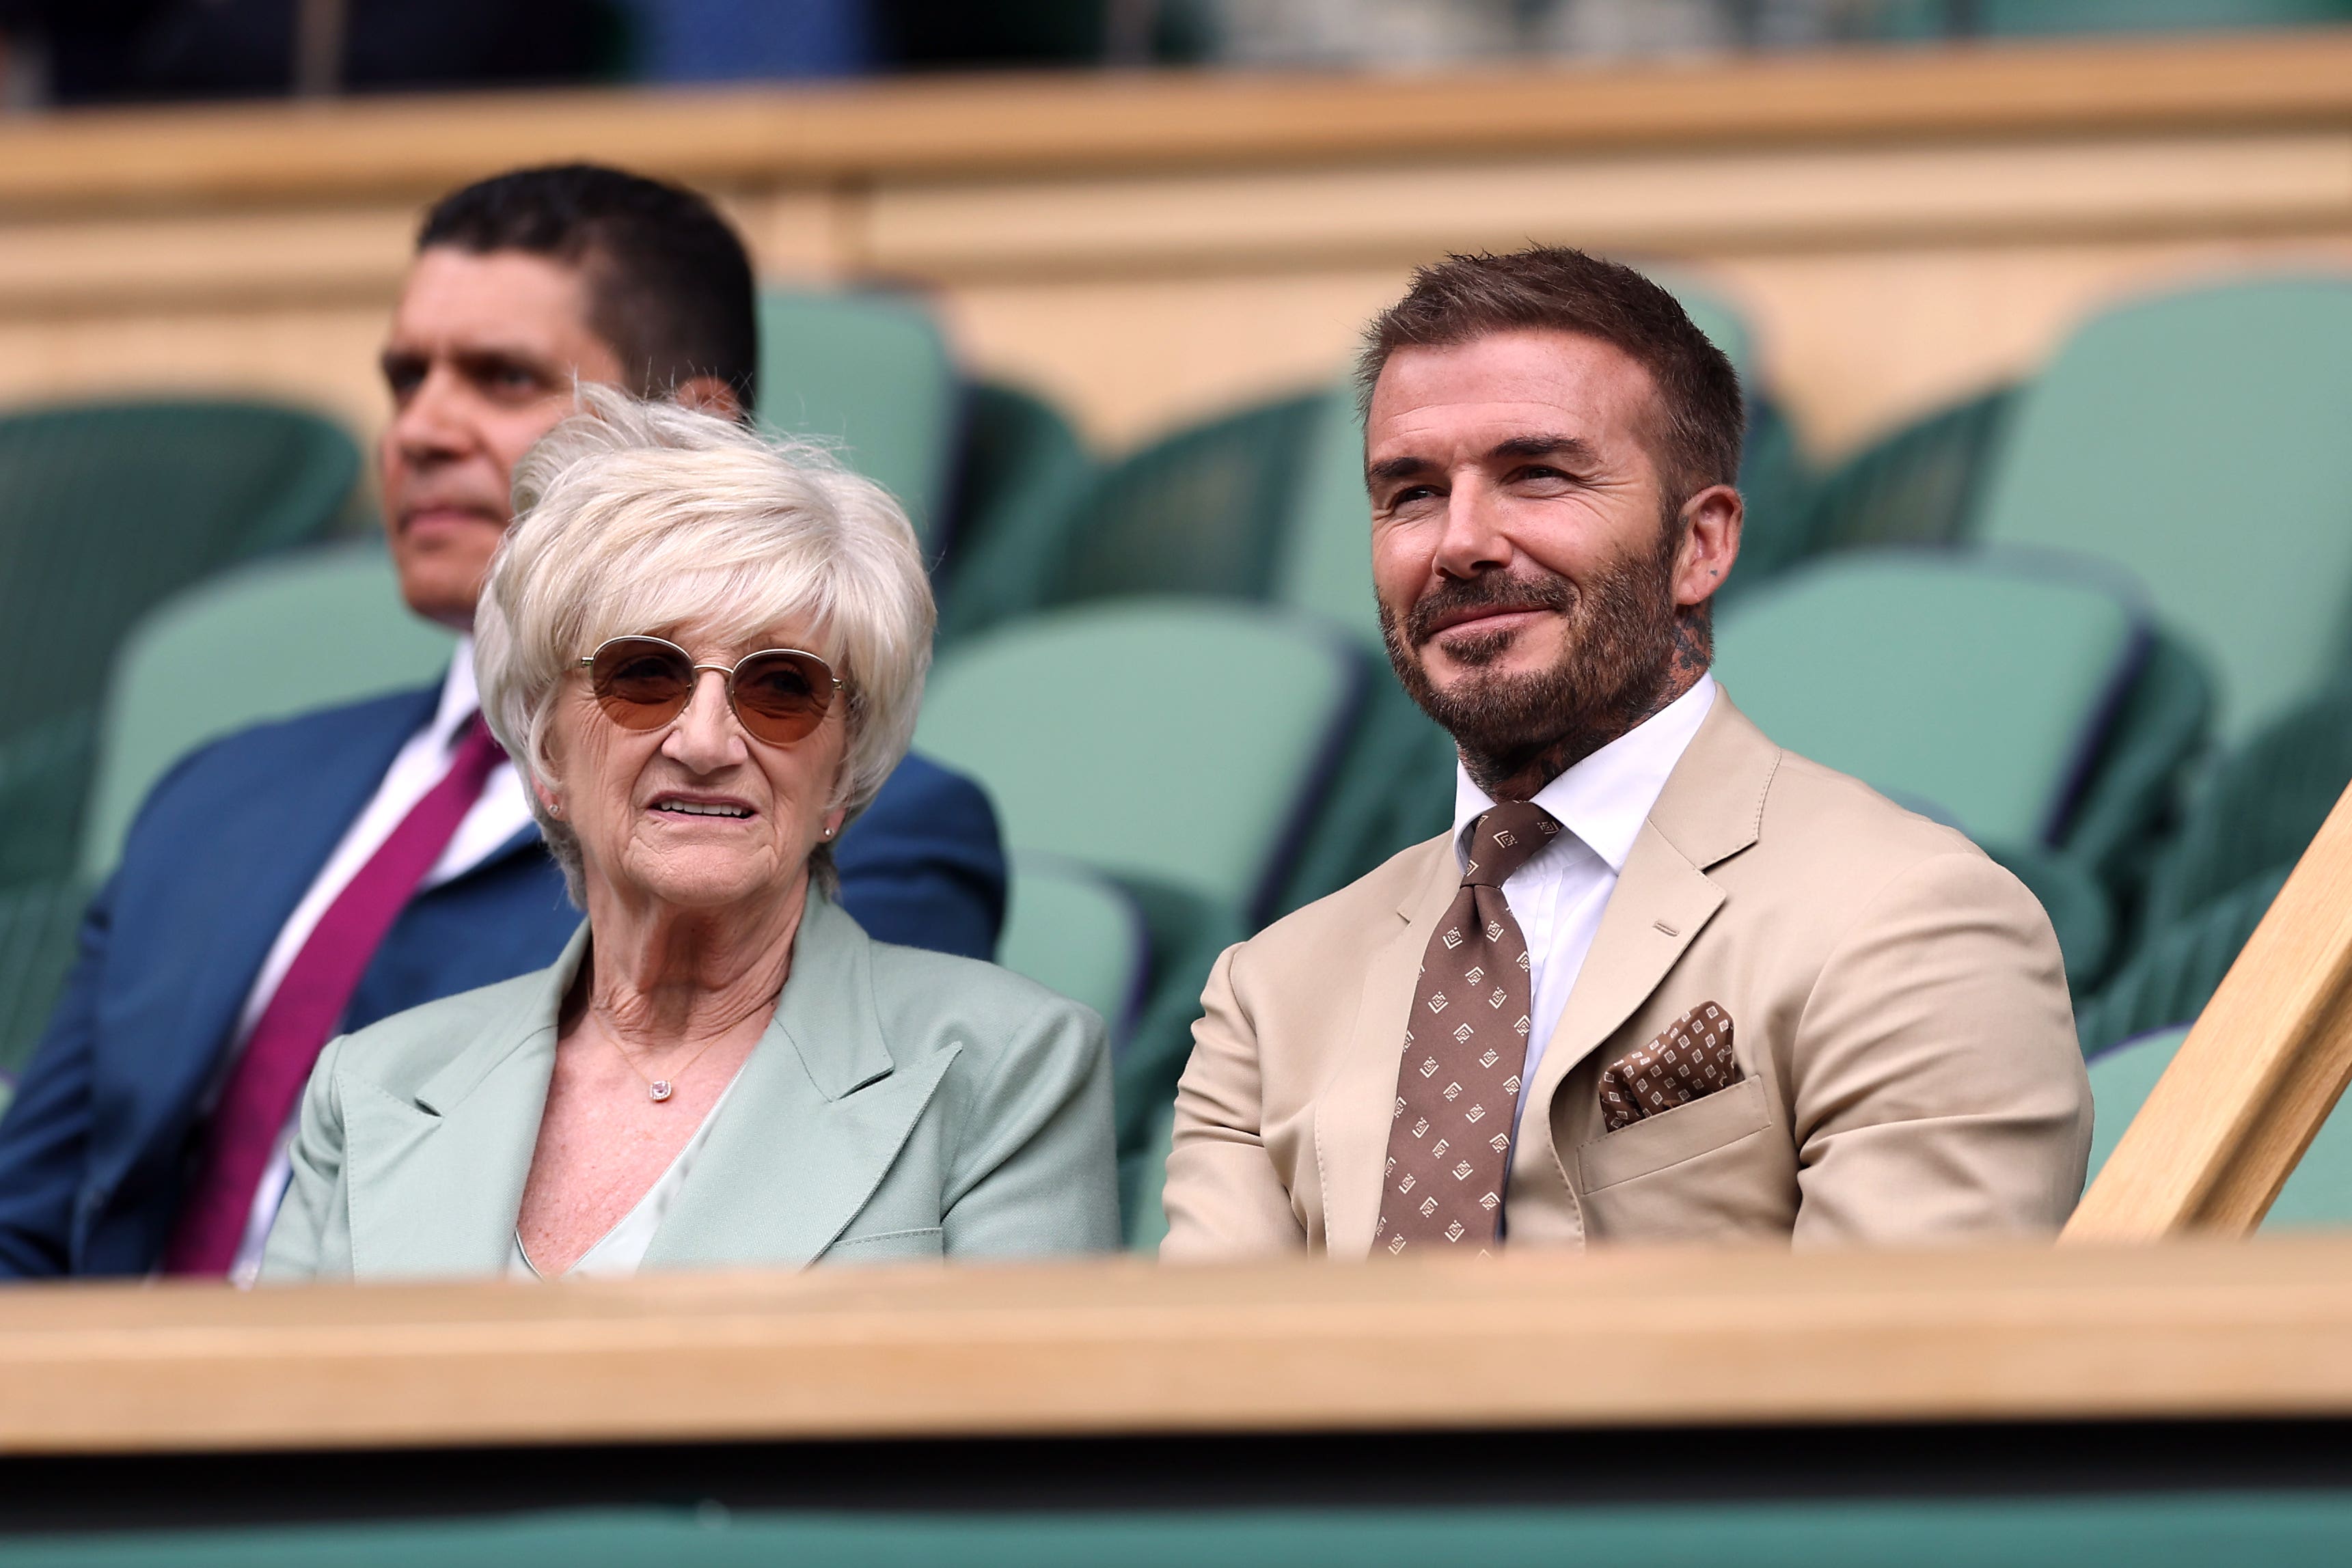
left=1513, top=692, right=1781, bottom=1195
left=644, top=896, right=956, bottom=1271
left=1315, top=837, right=1457, bottom=1260
left=342, top=926, right=580, bottom=1278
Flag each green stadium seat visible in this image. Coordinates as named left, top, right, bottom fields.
left=2088, top=1019, right=2352, bottom=1228
left=933, top=381, right=1099, bottom=647
left=758, top=288, right=961, bottom=555
left=994, top=850, right=1151, bottom=1048
left=2142, top=684, right=2352, bottom=935
left=81, top=544, right=456, bottom=882
left=1975, top=277, right=2352, bottom=743
left=915, top=599, right=1362, bottom=921
left=1124, top=1094, right=1177, bottom=1253
left=1715, top=554, right=2149, bottom=849
left=1801, top=385, right=2019, bottom=556
left=2076, top=867, right=2283, bottom=1058
left=1713, top=553, right=2180, bottom=984
left=0, top=398, right=361, bottom=879
left=914, top=599, right=1363, bottom=1211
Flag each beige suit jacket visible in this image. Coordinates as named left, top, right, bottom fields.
left=1162, top=692, right=2092, bottom=1258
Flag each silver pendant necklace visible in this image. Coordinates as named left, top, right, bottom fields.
left=605, top=1030, right=723, bottom=1103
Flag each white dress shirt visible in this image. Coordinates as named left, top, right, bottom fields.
left=1451, top=674, right=1716, bottom=1135
left=225, top=639, right=536, bottom=1284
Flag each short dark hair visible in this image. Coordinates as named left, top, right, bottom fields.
left=1358, top=247, right=1744, bottom=510
left=419, top=164, right=759, bottom=413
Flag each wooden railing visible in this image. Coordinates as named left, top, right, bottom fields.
left=3, top=1236, right=2352, bottom=1455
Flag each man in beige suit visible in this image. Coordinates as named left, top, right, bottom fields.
left=1163, top=247, right=2091, bottom=1258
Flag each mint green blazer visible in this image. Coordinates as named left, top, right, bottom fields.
left=260, top=894, right=1119, bottom=1280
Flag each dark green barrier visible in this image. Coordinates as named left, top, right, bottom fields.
left=12, top=1493, right=2352, bottom=1568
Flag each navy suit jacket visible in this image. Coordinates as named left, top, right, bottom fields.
left=0, top=686, right=1006, bottom=1277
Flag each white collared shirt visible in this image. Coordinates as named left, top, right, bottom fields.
left=1451, top=674, right=1716, bottom=1133
left=225, top=639, right=536, bottom=1284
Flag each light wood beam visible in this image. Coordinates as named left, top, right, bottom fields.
left=9, top=1239, right=2352, bottom=1454
left=2066, top=780, right=2352, bottom=1240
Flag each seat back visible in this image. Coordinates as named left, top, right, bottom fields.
left=1712, top=553, right=2147, bottom=849
left=0, top=398, right=359, bottom=875
left=758, top=289, right=961, bottom=554
left=914, top=599, right=1362, bottom=922
left=994, top=850, right=1151, bottom=1048
left=2087, top=1021, right=2352, bottom=1228
left=1977, top=276, right=2352, bottom=742
left=82, top=544, right=455, bottom=880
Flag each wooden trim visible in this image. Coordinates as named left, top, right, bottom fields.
left=10, top=29, right=2352, bottom=215
left=2066, top=781, right=2352, bottom=1239
left=12, top=1238, right=2352, bottom=1454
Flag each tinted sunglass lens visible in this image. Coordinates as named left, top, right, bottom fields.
left=732, top=652, right=832, bottom=743
left=590, top=639, right=693, bottom=729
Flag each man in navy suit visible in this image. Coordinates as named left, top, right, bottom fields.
left=0, top=165, right=1005, bottom=1279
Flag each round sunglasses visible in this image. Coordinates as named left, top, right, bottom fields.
left=579, top=635, right=843, bottom=746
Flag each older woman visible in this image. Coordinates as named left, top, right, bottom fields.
left=263, top=388, right=1117, bottom=1279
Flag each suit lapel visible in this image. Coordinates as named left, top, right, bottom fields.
left=1315, top=838, right=1457, bottom=1260
left=111, top=687, right=441, bottom=1183
left=342, top=927, right=580, bottom=1278
left=645, top=896, right=953, bottom=1270
left=1513, top=693, right=1782, bottom=1194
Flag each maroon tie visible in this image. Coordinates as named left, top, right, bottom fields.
left=163, top=715, right=507, bottom=1276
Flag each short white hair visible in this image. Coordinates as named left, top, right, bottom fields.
left=473, top=383, right=934, bottom=900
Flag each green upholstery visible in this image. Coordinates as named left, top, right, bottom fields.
left=915, top=599, right=1360, bottom=920
left=757, top=290, right=960, bottom=554
left=0, top=398, right=361, bottom=877
left=2042, top=625, right=2214, bottom=909
left=1713, top=554, right=2146, bottom=849
left=1052, top=391, right=1327, bottom=607
left=81, top=545, right=456, bottom=881
left=1803, top=385, right=2019, bottom=555
left=1977, top=277, right=2352, bottom=743
left=2089, top=1019, right=2352, bottom=1227
left=1268, top=382, right=1380, bottom=648
left=916, top=601, right=1360, bottom=1202
left=2144, top=684, right=2352, bottom=934
left=25, top=1492, right=2352, bottom=1565
left=995, top=850, right=1151, bottom=1047
left=933, top=381, right=1099, bottom=647
left=2077, top=868, right=2283, bottom=1058
left=1723, top=393, right=1820, bottom=596
left=0, top=876, right=89, bottom=1077
left=0, top=710, right=100, bottom=888
left=1123, top=1092, right=1177, bottom=1252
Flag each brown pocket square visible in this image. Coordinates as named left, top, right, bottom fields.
left=1599, top=1002, right=1741, bottom=1133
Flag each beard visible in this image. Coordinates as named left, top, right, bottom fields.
left=1380, top=523, right=1685, bottom=792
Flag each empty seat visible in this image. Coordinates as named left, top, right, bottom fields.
left=994, top=850, right=1151, bottom=1049
left=758, top=288, right=961, bottom=554
left=916, top=599, right=1363, bottom=923
left=1715, top=553, right=2151, bottom=851
left=916, top=600, right=1365, bottom=1198
left=81, top=543, right=456, bottom=881
left=933, top=381, right=1099, bottom=647
left=0, top=398, right=361, bottom=879
left=2088, top=1021, right=2352, bottom=1228
left=1801, top=384, right=2019, bottom=556
left=1712, top=552, right=2196, bottom=983
left=1975, top=277, right=2352, bottom=743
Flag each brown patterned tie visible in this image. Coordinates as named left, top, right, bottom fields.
left=1376, top=800, right=1563, bottom=1256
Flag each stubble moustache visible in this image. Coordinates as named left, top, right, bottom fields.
left=1380, top=524, right=1683, bottom=797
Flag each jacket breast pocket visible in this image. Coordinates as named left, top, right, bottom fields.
left=823, top=1226, right=946, bottom=1266
left=1573, top=1076, right=1789, bottom=1242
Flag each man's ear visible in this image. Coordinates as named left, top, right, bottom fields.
left=1675, top=483, right=1743, bottom=609
left=673, top=375, right=745, bottom=422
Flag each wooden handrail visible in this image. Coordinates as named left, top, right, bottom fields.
left=5, top=28, right=2352, bottom=214
left=9, top=1238, right=2352, bottom=1454
left=2066, top=780, right=2352, bottom=1240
